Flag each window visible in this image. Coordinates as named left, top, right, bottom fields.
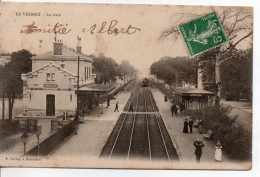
left=51, top=73, right=55, bottom=81
left=46, top=73, right=50, bottom=81
left=70, top=94, right=72, bottom=101
left=89, top=67, right=91, bottom=79
left=84, top=67, right=86, bottom=80
left=29, top=94, right=31, bottom=100
left=87, top=67, right=89, bottom=79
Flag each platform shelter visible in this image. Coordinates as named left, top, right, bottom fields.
left=173, top=87, right=215, bottom=111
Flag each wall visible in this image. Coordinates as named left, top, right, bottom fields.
left=32, top=60, right=93, bottom=84
left=24, top=90, right=77, bottom=116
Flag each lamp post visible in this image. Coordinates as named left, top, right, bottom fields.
left=36, top=126, right=42, bottom=156
left=21, top=131, right=28, bottom=155
left=100, top=94, right=103, bottom=114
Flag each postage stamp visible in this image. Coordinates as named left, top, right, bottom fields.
left=178, top=11, right=228, bottom=57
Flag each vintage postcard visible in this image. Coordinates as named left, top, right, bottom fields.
left=0, top=2, right=253, bottom=169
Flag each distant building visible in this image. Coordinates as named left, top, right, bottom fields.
left=21, top=36, right=95, bottom=116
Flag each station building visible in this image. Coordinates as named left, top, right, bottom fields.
left=173, top=87, right=215, bottom=111
left=21, top=37, right=96, bottom=116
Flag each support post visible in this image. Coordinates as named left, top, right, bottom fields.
left=24, top=143, right=26, bottom=155
left=101, top=95, right=103, bottom=114
left=175, top=70, right=178, bottom=88
left=98, top=94, right=100, bottom=117
left=76, top=56, right=80, bottom=123
left=37, top=135, right=40, bottom=156
left=2, top=93, right=5, bottom=126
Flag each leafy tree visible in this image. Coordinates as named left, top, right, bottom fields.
left=220, top=48, right=252, bottom=101
left=1, top=50, right=32, bottom=125
left=0, top=66, right=7, bottom=125
left=92, top=56, right=120, bottom=84
left=119, top=60, right=137, bottom=81
left=150, top=56, right=197, bottom=85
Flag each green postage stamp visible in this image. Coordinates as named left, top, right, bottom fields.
left=178, top=11, right=228, bottom=57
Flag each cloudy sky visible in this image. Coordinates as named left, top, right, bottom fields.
left=0, top=3, right=252, bottom=76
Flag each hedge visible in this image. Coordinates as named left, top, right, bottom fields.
left=189, top=105, right=252, bottom=160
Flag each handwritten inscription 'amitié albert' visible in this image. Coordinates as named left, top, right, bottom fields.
left=20, top=20, right=141, bottom=35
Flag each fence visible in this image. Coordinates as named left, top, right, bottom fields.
left=0, top=120, right=19, bottom=131
left=26, top=119, right=76, bottom=156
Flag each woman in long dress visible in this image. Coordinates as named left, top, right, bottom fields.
left=183, top=119, right=189, bottom=133
left=215, top=140, right=222, bottom=161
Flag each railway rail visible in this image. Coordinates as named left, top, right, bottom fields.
left=100, top=84, right=178, bottom=162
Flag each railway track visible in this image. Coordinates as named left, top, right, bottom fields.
left=100, top=84, right=179, bottom=162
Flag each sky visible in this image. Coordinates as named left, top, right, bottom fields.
left=0, top=3, right=252, bottom=77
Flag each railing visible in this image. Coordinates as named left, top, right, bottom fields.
left=26, top=118, right=76, bottom=156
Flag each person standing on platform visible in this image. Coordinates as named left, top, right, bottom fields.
left=106, top=98, right=110, bottom=108
left=198, top=119, right=204, bottom=134
left=194, top=139, right=205, bottom=163
left=180, top=103, right=185, bottom=113
left=183, top=119, right=189, bottom=133
left=171, top=104, right=176, bottom=117
left=215, top=140, right=222, bottom=162
left=129, top=104, right=134, bottom=113
left=114, top=102, right=119, bottom=112
left=174, top=105, right=178, bottom=116
left=164, top=95, right=168, bottom=102
left=189, top=117, right=194, bottom=133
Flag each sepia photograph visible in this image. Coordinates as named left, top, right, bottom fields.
left=0, top=2, right=253, bottom=170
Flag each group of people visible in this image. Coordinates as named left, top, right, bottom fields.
left=183, top=117, right=204, bottom=134
left=183, top=117, right=194, bottom=133
left=170, top=102, right=185, bottom=117
left=193, top=139, right=223, bottom=163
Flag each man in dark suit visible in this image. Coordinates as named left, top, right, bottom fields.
left=114, top=102, right=119, bottom=112
left=189, top=117, right=194, bottom=133
left=194, top=139, right=205, bottom=163
left=171, top=104, right=176, bottom=117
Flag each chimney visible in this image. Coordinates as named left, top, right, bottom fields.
left=76, top=36, right=82, bottom=53
left=54, top=40, right=63, bottom=55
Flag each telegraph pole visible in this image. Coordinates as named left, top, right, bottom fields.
left=175, top=70, right=178, bottom=88
left=76, top=56, right=80, bottom=123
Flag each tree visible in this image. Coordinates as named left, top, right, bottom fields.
left=150, top=56, right=197, bottom=86
left=160, top=7, right=253, bottom=104
left=220, top=48, right=252, bottom=101
left=2, top=50, right=32, bottom=125
left=119, top=60, right=137, bottom=82
left=92, top=56, right=120, bottom=84
left=0, top=66, right=6, bottom=125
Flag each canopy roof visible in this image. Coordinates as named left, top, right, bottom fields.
left=77, top=84, right=116, bottom=94
left=32, top=45, right=92, bottom=62
left=174, top=87, right=215, bottom=97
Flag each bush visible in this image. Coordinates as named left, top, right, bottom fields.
left=190, top=105, right=252, bottom=160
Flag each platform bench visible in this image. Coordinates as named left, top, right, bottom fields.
left=193, top=119, right=200, bottom=128
left=203, top=130, right=214, bottom=139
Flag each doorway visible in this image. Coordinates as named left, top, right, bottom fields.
left=46, top=94, right=55, bottom=116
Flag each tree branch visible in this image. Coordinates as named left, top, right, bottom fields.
left=219, top=55, right=234, bottom=64
left=233, top=31, right=253, bottom=48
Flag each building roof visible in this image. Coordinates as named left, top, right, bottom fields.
left=174, top=87, right=215, bottom=96
left=32, top=45, right=92, bottom=62
left=78, top=84, right=116, bottom=94
left=22, top=61, right=77, bottom=77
